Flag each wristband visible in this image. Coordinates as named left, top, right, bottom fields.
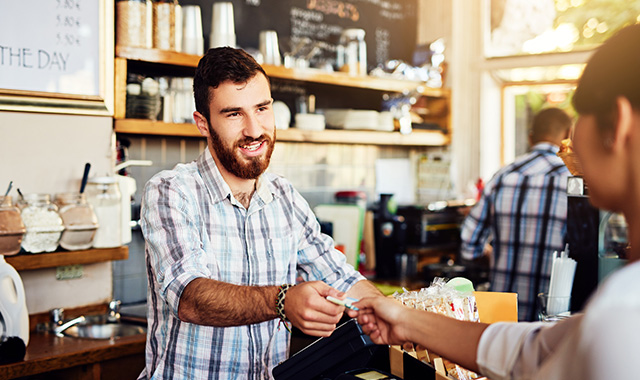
left=276, top=284, right=294, bottom=332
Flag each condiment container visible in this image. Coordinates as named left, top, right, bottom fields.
left=116, top=0, right=151, bottom=48
left=54, top=193, right=99, bottom=251
left=152, top=0, right=176, bottom=51
left=0, top=196, right=26, bottom=256
left=17, top=194, right=64, bottom=254
left=85, top=177, right=122, bottom=248
left=337, top=29, right=367, bottom=76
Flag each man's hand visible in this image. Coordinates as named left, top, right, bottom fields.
left=284, top=281, right=346, bottom=337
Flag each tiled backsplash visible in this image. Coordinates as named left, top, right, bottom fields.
left=114, top=135, right=445, bottom=304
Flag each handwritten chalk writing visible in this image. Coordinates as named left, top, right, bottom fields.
left=57, top=0, right=82, bottom=11
left=306, top=0, right=359, bottom=22
left=56, top=33, right=81, bottom=47
left=358, top=0, right=402, bottom=10
left=0, top=46, right=34, bottom=68
left=380, top=9, right=405, bottom=20
left=57, top=14, right=81, bottom=28
left=291, top=17, right=342, bottom=39
left=291, top=7, right=323, bottom=23
left=375, top=27, right=390, bottom=64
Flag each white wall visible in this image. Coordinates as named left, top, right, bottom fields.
left=0, top=111, right=115, bottom=314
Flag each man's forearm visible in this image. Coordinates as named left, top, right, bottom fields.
left=178, top=278, right=280, bottom=326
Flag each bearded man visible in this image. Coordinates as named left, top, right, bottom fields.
left=138, top=47, right=381, bottom=380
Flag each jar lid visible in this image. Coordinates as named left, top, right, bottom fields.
left=335, top=191, right=366, bottom=200
left=341, top=29, right=366, bottom=40
left=87, top=176, right=117, bottom=184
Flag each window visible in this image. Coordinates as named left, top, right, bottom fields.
left=488, top=0, right=640, bottom=57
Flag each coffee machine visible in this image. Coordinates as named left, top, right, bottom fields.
left=372, top=194, right=407, bottom=279
left=565, top=176, right=629, bottom=312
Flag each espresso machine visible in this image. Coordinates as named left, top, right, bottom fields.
left=566, top=176, right=600, bottom=312
left=565, top=176, right=629, bottom=312
left=372, top=194, right=407, bottom=279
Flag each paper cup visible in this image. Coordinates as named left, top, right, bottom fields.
left=259, top=30, right=281, bottom=66
left=182, top=5, right=203, bottom=55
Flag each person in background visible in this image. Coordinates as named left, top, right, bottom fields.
left=348, top=24, right=640, bottom=380
left=138, top=47, right=381, bottom=379
left=460, top=107, right=573, bottom=321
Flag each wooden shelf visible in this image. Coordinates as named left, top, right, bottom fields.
left=6, top=246, right=129, bottom=271
left=114, top=119, right=450, bottom=146
left=114, top=119, right=201, bottom=137
left=115, top=46, right=449, bottom=97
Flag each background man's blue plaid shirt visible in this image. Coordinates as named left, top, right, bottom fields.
left=461, top=142, right=570, bottom=321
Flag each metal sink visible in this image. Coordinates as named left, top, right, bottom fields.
left=59, top=314, right=146, bottom=340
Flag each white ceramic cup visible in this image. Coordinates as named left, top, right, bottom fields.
left=259, top=30, right=281, bottom=66
left=210, top=2, right=236, bottom=48
left=182, top=5, right=204, bottom=55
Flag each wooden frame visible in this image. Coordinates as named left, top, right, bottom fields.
left=0, top=0, right=114, bottom=116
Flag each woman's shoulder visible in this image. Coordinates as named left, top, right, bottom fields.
left=584, top=260, right=640, bottom=314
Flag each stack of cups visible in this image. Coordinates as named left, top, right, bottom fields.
left=259, top=30, right=281, bottom=66
left=182, top=5, right=204, bottom=55
left=210, top=2, right=236, bottom=48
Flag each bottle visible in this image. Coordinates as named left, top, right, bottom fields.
left=17, top=194, right=64, bottom=254
left=0, top=196, right=26, bottom=256
left=53, top=193, right=99, bottom=251
left=85, top=177, right=122, bottom=248
left=338, top=29, right=367, bottom=76
left=0, top=255, right=29, bottom=346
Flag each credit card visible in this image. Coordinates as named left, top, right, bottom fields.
left=326, top=295, right=359, bottom=311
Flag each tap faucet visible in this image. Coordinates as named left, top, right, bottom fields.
left=53, top=316, right=86, bottom=336
left=50, top=308, right=86, bottom=336
left=108, top=299, right=121, bottom=323
left=50, top=308, right=65, bottom=326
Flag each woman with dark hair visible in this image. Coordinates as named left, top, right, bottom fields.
left=349, top=24, right=640, bottom=380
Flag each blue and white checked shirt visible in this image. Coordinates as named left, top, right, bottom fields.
left=139, top=148, right=364, bottom=379
left=461, top=143, right=569, bottom=321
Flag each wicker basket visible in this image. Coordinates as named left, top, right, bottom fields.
left=557, top=151, right=583, bottom=176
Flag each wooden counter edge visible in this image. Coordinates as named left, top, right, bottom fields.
left=0, top=332, right=146, bottom=379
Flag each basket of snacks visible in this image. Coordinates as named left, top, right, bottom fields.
left=557, top=139, right=583, bottom=176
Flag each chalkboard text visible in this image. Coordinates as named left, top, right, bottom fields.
left=0, top=46, right=69, bottom=71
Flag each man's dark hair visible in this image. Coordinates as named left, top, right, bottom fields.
left=572, top=24, right=640, bottom=135
left=193, top=47, right=269, bottom=122
left=530, top=107, right=572, bottom=144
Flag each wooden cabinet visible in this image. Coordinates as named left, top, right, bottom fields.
left=113, top=46, right=451, bottom=147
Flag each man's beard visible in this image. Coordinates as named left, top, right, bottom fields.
left=208, top=121, right=275, bottom=179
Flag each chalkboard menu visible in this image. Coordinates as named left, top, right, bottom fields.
left=187, top=0, right=418, bottom=70
left=0, top=0, right=113, bottom=115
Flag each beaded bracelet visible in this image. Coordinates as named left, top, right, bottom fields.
left=276, top=284, right=294, bottom=333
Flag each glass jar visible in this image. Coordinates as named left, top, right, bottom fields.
left=85, top=177, right=122, bottom=248
left=116, top=0, right=151, bottom=48
left=337, top=29, right=367, bottom=76
left=152, top=0, right=176, bottom=51
left=0, top=196, right=26, bottom=256
left=17, top=194, right=64, bottom=254
left=54, top=193, right=99, bottom=251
